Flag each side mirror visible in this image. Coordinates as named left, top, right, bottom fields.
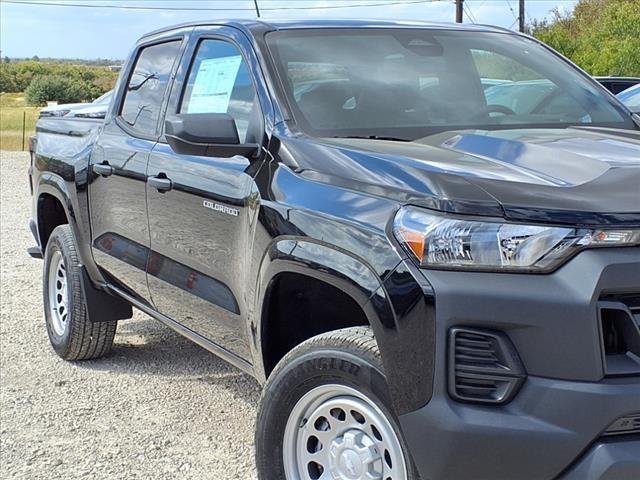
left=165, top=113, right=259, bottom=159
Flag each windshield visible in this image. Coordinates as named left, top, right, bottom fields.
left=267, top=29, right=635, bottom=140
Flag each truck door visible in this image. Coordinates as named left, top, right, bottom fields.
left=145, top=30, right=269, bottom=360
left=89, top=38, right=184, bottom=305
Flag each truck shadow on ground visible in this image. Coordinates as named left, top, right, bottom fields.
left=75, top=316, right=262, bottom=405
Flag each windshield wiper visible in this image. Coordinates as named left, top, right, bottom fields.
left=128, top=72, right=158, bottom=91
left=333, top=135, right=411, bottom=142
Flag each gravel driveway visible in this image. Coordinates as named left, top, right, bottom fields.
left=1, top=151, right=260, bottom=479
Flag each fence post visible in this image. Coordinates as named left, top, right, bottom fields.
left=22, top=111, right=27, bottom=151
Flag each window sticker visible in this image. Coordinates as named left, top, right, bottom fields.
left=186, top=55, right=242, bottom=113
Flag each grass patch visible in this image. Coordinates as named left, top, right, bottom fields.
left=1, top=94, right=40, bottom=151
left=0, top=92, right=30, bottom=108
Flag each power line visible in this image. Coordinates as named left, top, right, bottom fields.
left=504, top=0, right=519, bottom=22
left=463, top=2, right=477, bottom=23
left=1, top=0, right=437, bottom=12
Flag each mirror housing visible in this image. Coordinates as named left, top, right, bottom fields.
left=165, top=113, right=259, bottom=158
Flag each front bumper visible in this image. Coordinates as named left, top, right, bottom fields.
left=400, top=376, right=640, bottom=479
left=398, top=247, right=640, bottom=480
left=563, top=437, right=640, bottom=480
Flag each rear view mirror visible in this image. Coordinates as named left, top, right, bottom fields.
left=165, top=113, right=259, bottom=158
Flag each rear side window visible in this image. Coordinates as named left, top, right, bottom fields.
left=120, top=40, right=182, bottom=136
left=180, top=39, right=259, bottom=143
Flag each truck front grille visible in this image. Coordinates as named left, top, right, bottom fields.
left=602, top=412, right=640, bottom=437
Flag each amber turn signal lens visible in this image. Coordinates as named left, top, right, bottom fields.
left=396, top=226, right=425, bottom=262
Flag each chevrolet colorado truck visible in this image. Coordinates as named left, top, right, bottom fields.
left=29, top=19, right=640, bottom=480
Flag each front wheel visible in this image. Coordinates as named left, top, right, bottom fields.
left=43, top=224, right=117, bottom=360
left=256, top=327, right=420, bottom=480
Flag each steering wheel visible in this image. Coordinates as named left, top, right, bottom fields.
left=471, top=104, right=517, bottom=121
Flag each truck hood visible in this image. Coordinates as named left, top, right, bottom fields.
left=285, top=127, right=640, bottom=226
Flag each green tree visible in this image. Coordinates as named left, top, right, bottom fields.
left=0, top=65, right=16, bottom=92
left=12, top=61, right=48, bottom=91
left=0, top=60, right=118, bottom=96
left=25, top=75, right=90, bottom=105
left=532, top=0, right=640, bottom=76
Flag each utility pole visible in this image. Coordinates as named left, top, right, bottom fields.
left=253, top=0, right=261, bottom=18
left=519, top=0, right=525, bottom=32
left=455, top=0, right=464, bottom=23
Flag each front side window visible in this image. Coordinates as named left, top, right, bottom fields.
left=267, top=29, right=634, bottom=140
left=180, top=39, right=259, bottom=143
left=121, top=40, right=182, bottom=136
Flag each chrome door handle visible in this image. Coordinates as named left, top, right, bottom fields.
left=93, top=162, right=114, bottom=177
left=148, top=175, right=172, bottom=192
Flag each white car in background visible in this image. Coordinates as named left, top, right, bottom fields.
left=65, top=90, right=114, bottom=119
left=617, top=84, right=640, bottom=114
left=39, top=101, right=87, bottom=118
left=38, top=90, right=113, bottom=118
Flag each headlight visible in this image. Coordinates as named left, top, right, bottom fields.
left=75, top=112, right=106, bottom=119
left=394, top=207, right=640, bottom=272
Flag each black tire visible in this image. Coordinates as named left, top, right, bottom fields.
left=43, top=224, right=117, bottom=360
left=256, top=326, right=420, bottom=480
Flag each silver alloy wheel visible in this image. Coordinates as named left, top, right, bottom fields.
left=283, top=384, right=408, bottom=480
left=48, top=250, right=69, bottom=336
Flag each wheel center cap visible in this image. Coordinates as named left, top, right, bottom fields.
left=329, top=430, right=382, bottom=480
left=339, top=450, right=362, bottom=478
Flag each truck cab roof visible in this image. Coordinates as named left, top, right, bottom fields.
left=140, top=18, right=511, bottom=42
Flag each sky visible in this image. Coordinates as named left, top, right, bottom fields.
left=0, top=0, right=578, bottom=60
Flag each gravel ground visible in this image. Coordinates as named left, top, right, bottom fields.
left=0, top=151, right=260, bottom=479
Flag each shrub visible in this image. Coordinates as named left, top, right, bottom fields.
left=25, top=75, right=90, bottom=106
left=0, top=61, right=119, bottom=95
left=0, top=67, right=16, bottom=92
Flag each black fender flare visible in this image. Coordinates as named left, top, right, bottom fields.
left=253, top=237, right=436, bottom=415
left=35, top=173, right=104, bottom=284
left=36, top=176, right=132, bottom=322
left=252, top=238, right=422, bottom=406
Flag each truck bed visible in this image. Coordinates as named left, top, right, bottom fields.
left=34, top=117, right=103, bottom=162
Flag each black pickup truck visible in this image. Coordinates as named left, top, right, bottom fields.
left=29, top=19, right=640, bottom=480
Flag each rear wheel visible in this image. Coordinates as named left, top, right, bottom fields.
left=256, top=327, right=420, bottom=480
left=43, top=225, right=117, bottom=360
